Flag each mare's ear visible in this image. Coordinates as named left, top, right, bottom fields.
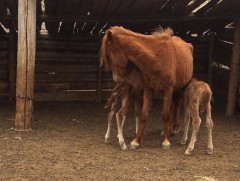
left=107, top=31, right=113, bottom=44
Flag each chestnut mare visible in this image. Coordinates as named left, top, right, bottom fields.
left=100, top=26, right=193, bottom=149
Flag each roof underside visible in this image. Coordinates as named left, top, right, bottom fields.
left=0, top=0, right=239, bottom=36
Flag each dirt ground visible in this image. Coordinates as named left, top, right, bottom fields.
left=0, top=100, right=239, bottom=181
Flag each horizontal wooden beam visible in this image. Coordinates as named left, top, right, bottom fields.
left=0, top=14, right=238, bottom=23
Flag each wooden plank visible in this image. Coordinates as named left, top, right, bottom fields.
left=35, top=72, right=97, bottom=83
left=35, top=82, right=97, bottom=92
left=35, top=91, right=96, bottom=101
left=36, top=51, right=98, bottom=59
left=35, top=64, right=98, bottom=73
left=226, top=19, right=240, bottom=115
left=195, top=0, right=220, bottom=15
left=36, top=57, right=98, bottom=64
left=184, top=0, right=207, bottom=14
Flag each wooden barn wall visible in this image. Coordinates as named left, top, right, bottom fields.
left=212, top=28, right=233, bottom=101
left=191, top=37, right=209, bottom=81
left=0, top=35, right=9, bottom=100
left=0, top=33, right=211, bottom=102
left=35, top=35, right=101, bottom=101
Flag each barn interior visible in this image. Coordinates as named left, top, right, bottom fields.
left=0, top=0, right=239, bottom=129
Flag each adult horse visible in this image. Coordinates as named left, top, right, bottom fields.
left=100, top=26, right=193, bottom=149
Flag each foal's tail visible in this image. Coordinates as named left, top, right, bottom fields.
left=104, top=83, right=128, bottom=109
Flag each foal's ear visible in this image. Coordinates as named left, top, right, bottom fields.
left=107, top=31, right=113, bottom=44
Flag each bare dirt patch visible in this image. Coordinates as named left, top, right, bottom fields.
left=0, top=101, right=239, bottom=181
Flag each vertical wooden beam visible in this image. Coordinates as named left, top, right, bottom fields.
left=15, top=0, right=36, bottom=130
left=226, top=19, right=240, bottom=116
left=8, top=31, right=17, bottom=101
left=208, top=32, right=215, bottom=89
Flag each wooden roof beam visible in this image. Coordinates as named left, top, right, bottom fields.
left=0, top=14, right=238, bottom=23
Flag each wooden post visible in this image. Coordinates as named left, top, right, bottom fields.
left=8, top=31, right=17, bottom=101
left=208, top=32, right=215, bottom=89
left=15, top=0, right=36, bottom=130
left=226, top=19, right=240, bottom=116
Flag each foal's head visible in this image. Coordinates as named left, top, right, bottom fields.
left=100, top=29, right=129, bottom=83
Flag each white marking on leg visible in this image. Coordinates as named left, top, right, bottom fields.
left=181, top=109, right=191, bottom=145
left=135, top=116, right=139, bottom=134
left=116, top=113, right=127, bottom=150
left=105, top=110, right=115, bottom=143
left=185, top=107, right=201, bottom=155
left=206, top=105, right=213, bottom=154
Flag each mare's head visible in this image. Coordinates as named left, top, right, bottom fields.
left=100, top=27, right=130, bottom=83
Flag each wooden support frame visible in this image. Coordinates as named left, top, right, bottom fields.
left=226, top=19, right=240, bottom=116
left=0, top=14, right=237, bottom=23
left=208, top=32, right=215, bottom=88
left=15, top=0, right=36, bottom=130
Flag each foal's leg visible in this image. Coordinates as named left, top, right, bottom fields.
left=105, top=103, right=117, bottom=143
left=206, top=103, right=213, bottom=155
left=116, top=96, right=131, bottom=150
left=130, top=88, right=153, bottom=149
left=162, top=87, right=173, bottom=149
left=184, top=105, right=201, bottom=155
left=134, top=98, right=142, bottom=134
left=181, top=108, right=191, bottom=145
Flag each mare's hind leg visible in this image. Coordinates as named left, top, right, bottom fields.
left=185, top=106, right=201, bottom=155
left=171, top=93, right=183, bottom=135
left=116, top=96, right=131, bottom=150
left=105, top=103, right=117, bottom=143
left=130, top=88, right=153, bottom=150
left=162, top=87, right=173, bottom=149
left=206, top=104, right=213, bottom=155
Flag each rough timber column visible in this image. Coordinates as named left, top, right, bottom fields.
left=226, top=19, right=240, bottom=116
left=15, top=0, right=36, bottom=130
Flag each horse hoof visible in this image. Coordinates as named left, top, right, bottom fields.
left=105, top=138, right=110, bottom=144
left=184, top=147, right=193, bottom=155
left=207, top=148, right=213, bottom=155
left=121, top=144, right=128, bottom=150
left=119, top=141, right=128, bottom=150
left=181, top=139, right=187, bottom=145
left=130, top=142, right=139, bottom=150
left=162, top=143, right=171, bottom=150
left=184, top=150, right=191, bottom=156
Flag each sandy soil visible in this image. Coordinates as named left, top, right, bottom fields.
left=0, top=100, right=239, bottom=181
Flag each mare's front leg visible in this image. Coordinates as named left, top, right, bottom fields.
left=130, top=88, right=152, bottom=149
left=162, top=87, right=173, bottom=149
